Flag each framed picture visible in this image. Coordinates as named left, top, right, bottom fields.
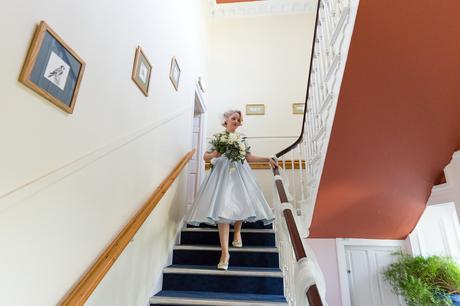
left=132, top=46, right=153, bottom=97
left=292, top=103, right=305, bottom=114
left=19, top=21, right=86, bottom=114
left=246, top=104, right=265, bottom=115
left=169, top=57, right=181, bottom=91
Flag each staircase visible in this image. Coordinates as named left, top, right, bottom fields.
left=150, top=221, right=287, bottom=305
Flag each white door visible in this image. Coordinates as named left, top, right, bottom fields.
left=186, top=115, right=201, bottom=209
left=340, top=242, right=406, bottom=306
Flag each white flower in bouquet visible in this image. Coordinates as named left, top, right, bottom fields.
left=228, top=132, right=238, bottom=144
left=220, top=134, right=228, bottom=143
left=209, top=132, right=250, bottom=170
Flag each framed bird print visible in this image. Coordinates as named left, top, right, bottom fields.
left=132, top=46, right=152, bottom=96
left=19, top=21, right=85, bottom=114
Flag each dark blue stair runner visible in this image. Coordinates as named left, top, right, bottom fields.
left=150, top=221, right=287, bottom=305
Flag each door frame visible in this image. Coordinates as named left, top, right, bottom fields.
left=336, top=238, right=406, bottom=306
left=193, top=82, right=207, bottom=188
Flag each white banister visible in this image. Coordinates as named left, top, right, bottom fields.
left=280, top=0, right=359, bottom=238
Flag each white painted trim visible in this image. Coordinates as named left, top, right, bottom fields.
left=195, top=82, right=207, bottom=113
left=173, top=245, right=278, bottom=253
left=0, top=106, right=193, bottom=213
left=150, top=296, right=287, bottom=306
left=209, top=0, right=316, bottom=18
left=194, top=83, right=207, bottom=187
left=336, top=238, right=405, bottom=306
left=182, top=228, right=275, bottom=234
left=163, top=267, right=283, bottom=278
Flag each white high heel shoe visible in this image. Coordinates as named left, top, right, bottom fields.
left=217, top=261, right=229, bottom=270
left=232, top=239, right=243, bottom=248
left=217, top=254, right=230, bottom=270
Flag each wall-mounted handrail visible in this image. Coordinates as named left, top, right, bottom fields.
left=60, top=150, right=195, bottom=306
left=276, top=0, right=321, bottom=159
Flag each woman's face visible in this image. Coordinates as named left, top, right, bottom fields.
left=225, top=112, right=242, bottom=132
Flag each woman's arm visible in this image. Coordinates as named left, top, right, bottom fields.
left=246, top=153, right=277, bottom=168
left=203, top=150, right=222, bottom=162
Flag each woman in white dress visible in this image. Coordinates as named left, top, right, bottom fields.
left=187, top=110, right=276, bottom=270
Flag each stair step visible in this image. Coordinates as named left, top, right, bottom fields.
left=187, top=221, right=273, bottom=230
left=162, top=264, right=283, bottom=295
left=172, top=245, right=279, bottom=268
left=150, top=290, right=287, bottom=305
left=180, top=229, right=276, bottom=247
left=164, top=265, right=283, bottom=277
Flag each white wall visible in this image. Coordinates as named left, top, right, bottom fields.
left=307, top=238, right=343, bottom=306
left=428, top=151, right=460, bottom=217
left=407, top=151, right=460, bottom=261
left=407, top=203, right=460, bottom=261
left=0, top=0, right=208, bottom=305
left=206, top=13, right=315, bottom=155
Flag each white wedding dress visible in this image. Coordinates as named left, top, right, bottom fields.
left=187, top=137, right=274, bottom=226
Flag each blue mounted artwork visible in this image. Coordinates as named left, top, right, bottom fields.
left=19, top=21, right=85, bottom=114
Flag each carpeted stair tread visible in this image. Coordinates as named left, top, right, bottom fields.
left=150, top=290, right=287, bottom=305
left=180, top=229, right=276, bottom=247
left=166, top=264, right=282, bottom=273
left=173, top=245, right=278, bottom=251
left=172, top=245, right=279, bottom=268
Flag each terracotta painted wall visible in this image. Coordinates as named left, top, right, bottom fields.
left=310, top=0, right=460, bottom=239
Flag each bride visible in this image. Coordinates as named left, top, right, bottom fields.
left=187, top=110, right=276, bottom=270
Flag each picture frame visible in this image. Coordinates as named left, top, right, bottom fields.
left=131, top=46, right=153, bottom=97
left=292, top=103, right=305, bottom=114
left=169, top=57, right=181, bottom=91
left=19, top=21, right=86, bottom=114
left=246, top=104, right=265, bottom=115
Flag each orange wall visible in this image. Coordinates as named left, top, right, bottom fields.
left=309, top=0, right=460, bottom=239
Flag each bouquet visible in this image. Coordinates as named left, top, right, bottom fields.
left=210, top=132, right=250, bottom=168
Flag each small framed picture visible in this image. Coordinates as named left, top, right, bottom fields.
left=19, top=21, right=86, bottom=114
left=132, top=46, right=153, bottom=97
left=292, top=103, right=305, bottom=114
left=246, top=104, right=265, bottom=115
left=169, top=57, right=181, bottom=91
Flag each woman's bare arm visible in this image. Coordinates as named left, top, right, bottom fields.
left=246, top=153, right=277, bottom=168
left=204, top=150, right=222, bottom=162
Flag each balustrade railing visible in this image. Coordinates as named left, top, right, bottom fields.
left=273, top=0, right=359, bottom=305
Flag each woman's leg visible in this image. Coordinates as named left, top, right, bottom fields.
left=217, top=223, right=230, bottom=263
left=233, top=221, right=243, bottom=243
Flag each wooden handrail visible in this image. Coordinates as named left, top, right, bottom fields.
left=60, top=150, right=195, bottom=305
left=272, top=165, right=323, bottom=306
left=276, top=0, right=321, bottom=158
left=204, top=160, right=306, bottom=170
left=273, top=167, right=306, bottom=260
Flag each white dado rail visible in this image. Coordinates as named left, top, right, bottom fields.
left=277, top=0, right=360, bottom=237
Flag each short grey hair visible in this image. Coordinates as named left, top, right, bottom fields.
left=221, top=110, right=243, bottom=127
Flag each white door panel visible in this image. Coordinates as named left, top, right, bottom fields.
left=346, top=249, right=374, bottom=306
left=410, top=204, right=460, bottom=263
left=343, top=244, right=404, bottom=306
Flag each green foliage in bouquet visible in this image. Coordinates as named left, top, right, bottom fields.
left=383, top=252, right=460, bottom=306
left=210, top=131, right=250, bottom=164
